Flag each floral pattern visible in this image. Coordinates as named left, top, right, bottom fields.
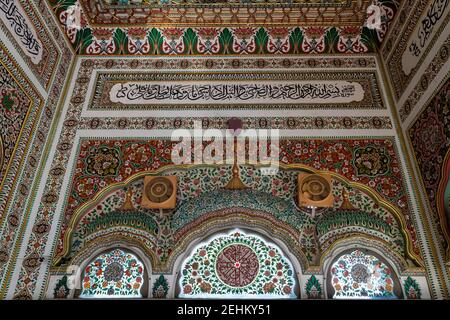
left=0, top=64, right=33, bottom=201
left=179, top=230, right=296, bottom=298
left=305, top=275, right=322, bottom=299
left=409, top=78, right=450, bottom=251
left=330, top=250, right=397, bottom=299
left=62, top=162, right=407, bottom=268
left=85, top=145, right=122, bottom=177
left=57, top=138, right=418, bottom=262
left=54, top=0, right=399, bottom=56
left=53, top=276, right=70, bottom=299
left=404, top=276, right=421, bottom=299
left=352, top=145, right=390, bottom=177
left=152, top=274, right=169, bottom=298
left=80, top=249, right=145, bottom=298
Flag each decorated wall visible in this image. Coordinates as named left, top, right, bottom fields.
left=0, top=0, right=74, bottom=299
left=380, top=0, right=450, bottom=295
left=3, top=53, right=426, bottom=300
left=0, top=0, right=447, bottom=300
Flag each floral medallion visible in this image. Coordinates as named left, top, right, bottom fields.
left=84, top=145, right=122, bottom=177
left=80, top=249, right=144, bottom=298
left=216, top=244, right=259, bottom=287
left=331, top=250, right=396, bottom=299
left=353, top=145, right=390, bottom=177
left=179, top=230, right=296, bottom=298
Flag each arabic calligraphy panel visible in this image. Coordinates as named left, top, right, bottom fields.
left=401, top=0, right=450, bottom=75
left=89, top=71, right=381, bottom=110
left=0, top=0, right=59, bottom=90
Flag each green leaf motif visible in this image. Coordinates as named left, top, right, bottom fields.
left=183, top=28, right=198, bottom=55
left=148, top=28, right=164, bottom=55
left=113, top=28, right=129, bottom=54
left=361, top=27, right=379, bottom=53
left=404, top=276, right=421, bottom=299
left=289, top=27, right=303, bottom=54
left=74, top=28, right=93, bottom=55
left=305, top=275, right=322, bottom=299
left=324, top=27, right=339, bottom=53
left=218, top=28, right=233, bottom=54
left=152, top=275, right=170, bottom=299
left=255, top=28, right=269, bottom=54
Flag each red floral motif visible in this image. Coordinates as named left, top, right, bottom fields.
left=92, top=28, right=114, bottom=40
left=196, top=28, right=220, bottom=54
left=303, top=27, right=326, bottom=39
left=233, top=28, right=256, bottom=39
left=161, top=28, right=185, bottom=54
left=161, top=28, right=184, bottom=40
left=197, top=28, right=219, bottom=40
left=339, top=26, right=361, bottom=38
left=302, top=27, right=326, bottom=53
left=57, top=138, right=418, bottom=257
left=267, top=28, right=290, bottom=39
left=183, top=284, right=192, bottom=294
left=216, top=244, right=259, bottom=287
left=127, top=28, right=148, bottom=40
left=267, top=28, right=291, bottom=53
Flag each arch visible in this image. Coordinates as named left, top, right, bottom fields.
left=55, top=163, right=422, bottom=267
left=167, top=209, right=310, bottom=274
left=70, top=237, right=154, bottom=298
left=174, top=228, right=301, bottom=299
left=322, top=240, right=405, bottom=299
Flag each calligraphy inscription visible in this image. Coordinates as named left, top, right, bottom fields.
left=402, top=0, right=449, bottom=75
left=0, top=0, right=42, bottom=64
left=109, top=81, right=364, bottom=105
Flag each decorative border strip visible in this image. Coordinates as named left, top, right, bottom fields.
left=80, top=0, right=367, bottom=27
left=77, top=116, right=393, bottom=130
left=50, top=0, right=398, bottom=56
left=381, top=0, right=423, bottom=60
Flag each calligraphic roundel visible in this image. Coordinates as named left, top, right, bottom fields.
left=216, top=244, right=259, bottom=287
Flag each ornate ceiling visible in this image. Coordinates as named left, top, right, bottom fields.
left=49, top=0, right=400, bottom=54
left=80, top=0, right=370, bottom=27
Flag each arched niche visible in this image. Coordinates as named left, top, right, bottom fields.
left=322, top=242, right=405, bottom=299
left=173, top=228, right=302, bottom=299
left=56, top=163, right=420, bottom=269
left=71, top=241, right=153, bottom=298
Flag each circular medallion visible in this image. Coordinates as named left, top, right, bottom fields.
left=104, top=261, right=124, bottom=282
left=301, top=174, right=331, bottom=201
left=351, top=263, right=370, bottom=283
left=216, top=244, right=259, bottom=287
left=145, top=177, right=174, bottom=203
